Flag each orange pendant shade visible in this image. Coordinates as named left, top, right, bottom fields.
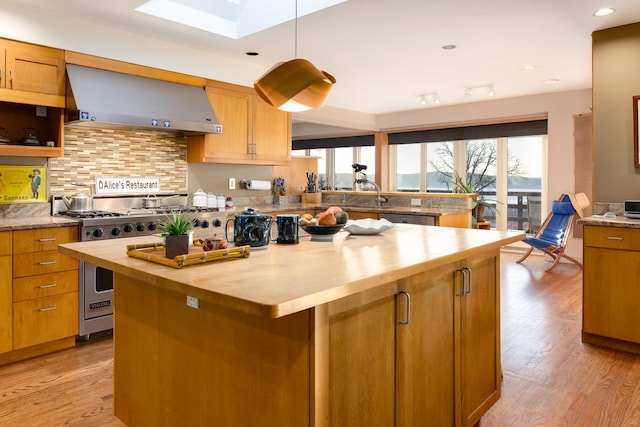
left=254, top=58, right=336, bottom=112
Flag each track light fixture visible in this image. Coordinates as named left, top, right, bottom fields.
left=464, top=84, right=496, bottom=99
left=254, top=0, right=336, bottom=112
left=418, top=93, right=440, bottom=106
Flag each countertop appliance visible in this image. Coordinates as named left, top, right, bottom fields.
left=53, top=194, right=228, bottom=339
left=624, top=200, right=640, bottom=219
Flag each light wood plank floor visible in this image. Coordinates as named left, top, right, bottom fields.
left=1, top=253, right=639, bottom=426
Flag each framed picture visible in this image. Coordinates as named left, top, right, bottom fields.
left=634, top=95, right=640, bottom=168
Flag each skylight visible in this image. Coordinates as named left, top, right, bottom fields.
left=135, top=0, right=347, bottom=39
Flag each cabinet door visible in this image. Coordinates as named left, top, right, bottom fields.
left=4, top=40, right=65, bottom=96
left=456, top=252, right=500, bottom=427
left=397, top=264, right=455, bottom=426
left=252, top=98, right=290, bottom=164
left=187, top=88, right=251, bottom=163
left=328, top=285, right=397, bottom=426
left=583, top=247, right=640, bottom=342
left=0, top=255, right=11, bottom=354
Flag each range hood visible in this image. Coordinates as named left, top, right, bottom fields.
left=65, top=64, right=222, bottom=135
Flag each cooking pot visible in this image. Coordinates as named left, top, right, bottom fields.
left=17, top=128, right=41, bottom=146
left=0, top=127, right=9, bottom=144
left=225, top=208, right=273, bottom=248
left=143, top=194, right=160, bottom=208
left=62, top=192, right=93, bottom=212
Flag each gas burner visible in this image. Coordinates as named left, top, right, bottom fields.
left=63, top=210, right=122, bottom=219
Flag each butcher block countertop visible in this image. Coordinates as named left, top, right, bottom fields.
left=59, top=224, right=523, bottom=318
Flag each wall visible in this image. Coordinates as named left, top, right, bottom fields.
left=592, top=23, right=640, bottom=202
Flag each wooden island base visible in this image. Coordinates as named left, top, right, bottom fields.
left=59, top=225, right=524, bottom=426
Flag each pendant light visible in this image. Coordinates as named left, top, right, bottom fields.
left=254, top=0, right=336, bottom=112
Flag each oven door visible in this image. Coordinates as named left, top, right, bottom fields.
left=81, top=261, right=114, bottom=320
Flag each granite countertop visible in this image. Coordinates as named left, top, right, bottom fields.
left=229, top=203, right=469, bottom=217
left=578, top=215, right=640, bottom=229
left=0, top=216, right=79, bottom=232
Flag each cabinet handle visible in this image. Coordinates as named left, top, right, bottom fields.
left=39, top=306, right=57, bottom=312
left=398, top=291, right=411, bottom=325
left=39, top=260, right=57, bottom=265
left=455, top=269, right=465, bottom=296
left=0, top=69, right=2, bottom=80
left=38, top=283, right=57, bottom=289
left=606, top=236, right=623, bottom=241
left=9, top=69, right=12, bottom=82
left=38, top=237, right=57, bottom=242
left=462, top=267, right=473, bottom=295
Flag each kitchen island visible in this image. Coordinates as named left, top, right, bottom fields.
left=59, top=224, right=523, bottom=427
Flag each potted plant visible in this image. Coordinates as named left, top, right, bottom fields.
left=453, top=173, right=497, bottom=225
left=273, top=177, right=287, bottom=205
left=160, top=211, right=193, bottom=258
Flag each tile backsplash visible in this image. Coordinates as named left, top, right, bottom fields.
left=49, top=127, right=187, bottom=195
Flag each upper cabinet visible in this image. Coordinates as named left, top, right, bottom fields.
left=0, top=39, right=65, bottom=157
left=0, top=39, right=65, bottom=108
left=187, top=80, right=291, bottom=165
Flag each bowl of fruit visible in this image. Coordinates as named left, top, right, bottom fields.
left=300, top=206, right=349, bottom=240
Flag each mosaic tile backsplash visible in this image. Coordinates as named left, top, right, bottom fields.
left=49, top=127, right=187, bottom=195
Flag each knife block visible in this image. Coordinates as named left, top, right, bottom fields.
left=301, top=192, right=322, bottom=204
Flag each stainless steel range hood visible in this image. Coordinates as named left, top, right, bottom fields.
left=65, top=64, right=222, bottom=135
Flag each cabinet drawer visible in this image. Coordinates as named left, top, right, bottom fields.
left=0, top=231, right=11, bottom=256
left=13, top=251, right=77, bottom=278
left=13, top=226, right=77, bottom=254
left=13, top=292, right=78, bottom=350
left=584, top=226, right=640, bottom=251
left=13, top=270, right=78, bottom=302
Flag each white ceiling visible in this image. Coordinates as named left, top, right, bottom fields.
left=13, top=0, right=640, bottom=115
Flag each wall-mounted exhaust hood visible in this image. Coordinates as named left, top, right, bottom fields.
left=65, top=64, right=222, bottom=135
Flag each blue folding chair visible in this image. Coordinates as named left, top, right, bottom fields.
left=516, top=194, right=583, bottom=272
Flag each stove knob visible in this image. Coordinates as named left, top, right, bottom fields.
left=136, top=223, right=145, bottom=232
left=92, top=228, right=103, bottom=238
left=148, top=222, right=157, bottom=231
left=111, top=227, right=121, bottom=237
left=123, top=224, right=133, bottom=233
left=193, top=219, right=201, bottom=227
left=212, top=218, right=222, bottom=227
left=201, top=220, right=209, bottom=228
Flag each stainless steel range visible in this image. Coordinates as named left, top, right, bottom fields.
left=52, top=194, right=228, bottom=339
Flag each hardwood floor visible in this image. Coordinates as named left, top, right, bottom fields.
left=1, top=252, right=639, bottom=426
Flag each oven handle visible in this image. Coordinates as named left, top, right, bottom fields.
left=38, top=237, right=57, bottom=242
left=39, top=260, right=57, bottom=265
left=38, top=283, right=57, bottom=289
left=39, top=306, right=57, bottom=312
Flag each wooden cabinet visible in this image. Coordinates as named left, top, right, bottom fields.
left=327, top=251, right=500, bottom=427
left=0, top=231, right=12, bottom=354
left=187, top=80, right=291, bottom=165
left=9, top=227, right=78, bottom=352
left=583, top=225, right=640, bottom=353
left=0, top=39, right=65, bottom=107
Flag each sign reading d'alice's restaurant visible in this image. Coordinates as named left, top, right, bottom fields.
left=0, top=165, right=47, bottom=204
left=94, top=177, right=160, bottom=195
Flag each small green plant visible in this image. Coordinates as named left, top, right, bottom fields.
left=160, top=211, right=193, bottom=235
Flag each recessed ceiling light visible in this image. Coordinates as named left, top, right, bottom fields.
left=594, top=8, right=615, bottom=17
left=543, top=78, right=560, bottom=84
left=442, top=44, right=457, bottom=50
left=519, top=65, right=537, bottom=71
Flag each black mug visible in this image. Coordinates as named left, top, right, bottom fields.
left=274, top=214, right=299, bottom=244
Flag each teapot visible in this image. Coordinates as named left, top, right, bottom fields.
left=225, top=208, right=273, bottom=248
left=62, top=192, right=93, bottom=212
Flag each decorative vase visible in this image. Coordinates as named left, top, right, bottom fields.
left=165, top=234, right=190, bottom=259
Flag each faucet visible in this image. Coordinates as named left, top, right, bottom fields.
left=354, top=178, right=388, bottom=207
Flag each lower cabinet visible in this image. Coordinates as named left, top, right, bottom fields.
left=583, top=225, right=640, bottom=352
left=0, top=226, right=78, bottom=364
left=326, top=250, right=500, bottom=426
left=0, top=231, right=12, bottom=354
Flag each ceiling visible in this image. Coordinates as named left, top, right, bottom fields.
left=14, top=0, right=640, bottom=116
